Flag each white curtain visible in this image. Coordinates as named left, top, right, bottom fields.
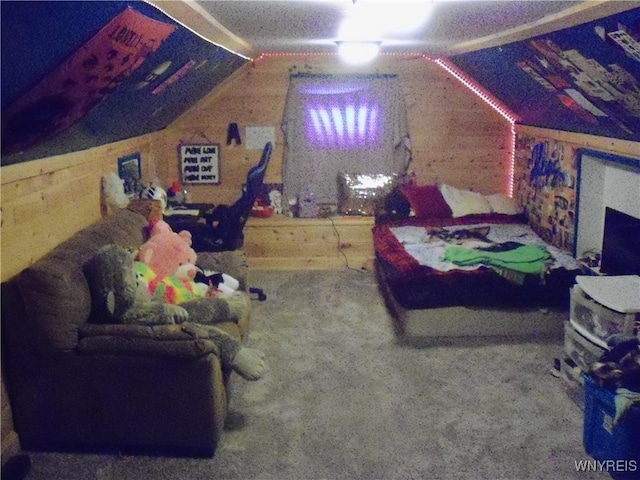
left=282, top=74, right=411, bottom=206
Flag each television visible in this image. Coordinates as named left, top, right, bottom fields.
left=599, top=207, right=640, bottom=276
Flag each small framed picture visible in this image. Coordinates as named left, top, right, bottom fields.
left=118, top=152, right=142, bottom=197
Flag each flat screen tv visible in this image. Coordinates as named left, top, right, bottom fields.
left=599, top=207, right=640, bottom=276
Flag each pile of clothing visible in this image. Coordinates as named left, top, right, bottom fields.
left=590, top=337, right=640, bottom=425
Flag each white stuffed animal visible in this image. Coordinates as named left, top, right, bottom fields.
left=102, top=172, right=130, bottom=210
left=269, top=189, right=283, bottom=214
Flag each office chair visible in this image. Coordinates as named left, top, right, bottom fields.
left=194, top=141, right=272, bottom=250
left=170, top=142, right=273, bottom=300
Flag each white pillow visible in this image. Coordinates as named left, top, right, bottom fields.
left=485, top=193, right=522, bottom=215
left=439, top=184, right=493, bottom=218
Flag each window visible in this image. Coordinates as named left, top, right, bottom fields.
left=305, top=85, right=381, bottom=148
left=282, top=74, right=411, bottom=206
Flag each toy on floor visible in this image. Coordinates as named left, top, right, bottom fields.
left=86, top=244, right=265, bottom=381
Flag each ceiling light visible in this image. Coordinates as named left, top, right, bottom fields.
left=341, top=1, right=432, bottom=38
left=337, top=41, right=380, bottom=64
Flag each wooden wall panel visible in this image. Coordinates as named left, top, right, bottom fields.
left=1, top=132, right=162, bottom=283
left=154, top=54, right=512, bottom=270
left=158, top=55, right=513, bottom=208
left=244, top=216, right=375, bottom=271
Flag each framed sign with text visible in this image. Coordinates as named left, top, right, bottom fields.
left=179, top=143, right=220, bottom=184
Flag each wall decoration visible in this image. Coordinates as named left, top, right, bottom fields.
left=151, top=59, right=196, bottom=95
left=1, top=7, right=176, bottom=158
left=451, top=8, right=640, bottom=141
left=179, top=144, right=220, bottom=184
left=1, top=1, right=249, bottom=166
left=514, top=134, right=578, bottom=253
left=118, top=152, right=143, bottom=197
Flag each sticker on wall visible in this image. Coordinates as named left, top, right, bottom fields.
left=0, top=7, right=176, bottom=157
left=179, top=143, right=220, bottom=184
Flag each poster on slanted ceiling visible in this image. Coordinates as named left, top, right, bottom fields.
left=179, top=144, right=220, bottom=184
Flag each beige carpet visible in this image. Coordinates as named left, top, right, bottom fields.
left=22, top=270, right=608, bottom=480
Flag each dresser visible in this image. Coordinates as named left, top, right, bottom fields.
left=561, top=275, right=640, bottom=409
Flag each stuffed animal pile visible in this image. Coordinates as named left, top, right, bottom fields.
left=85, top=244, right=265, bottom=381
left=137, top=219, right=240, bottom=301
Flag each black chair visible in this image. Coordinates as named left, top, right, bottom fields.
left=167, top=142, right=273, bottom=300
left=196, top=141, right=272, bottom=252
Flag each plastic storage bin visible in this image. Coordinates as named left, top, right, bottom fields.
left=560, top=357, right=585, bottom=410
left=570, top=285, right=637, bottom=348
left=583, top=374, right=640, bottom=479
left=564, top=322, right=607, bottom=372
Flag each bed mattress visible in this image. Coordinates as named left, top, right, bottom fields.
left=373, top=214, right=582, bottom=310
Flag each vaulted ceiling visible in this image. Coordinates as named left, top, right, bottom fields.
left=1, top=1, right=639, bottom=165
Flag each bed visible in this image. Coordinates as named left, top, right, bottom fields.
left=373, top=183, right=583, bottom=341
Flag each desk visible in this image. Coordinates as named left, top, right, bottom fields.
left=164, top=202, right=217, bottom=218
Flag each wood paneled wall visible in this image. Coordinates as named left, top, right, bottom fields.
left=157, top=55, right=513, bottom=205
left=1, top=132, right=163, bottom=284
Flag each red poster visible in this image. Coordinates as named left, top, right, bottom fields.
left=1, top=7, right=176, bottom=156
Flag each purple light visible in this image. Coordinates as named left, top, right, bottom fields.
left=306, top=94, right=382, bottom=148
left=317, top=107, right=333, bottom=144
left=357, top=105, right=368, bottom=145
left=309, top=109, right=324, bottom=143
left=367, top=105, right=379, bottom=145
left=345, top=105, right=356, bottom=143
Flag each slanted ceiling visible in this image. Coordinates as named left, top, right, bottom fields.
left=450, top=8, right=640, bottom=141
left=1, top=0, right=248, bottom=165
left=1, top=1, right=639, bottom=166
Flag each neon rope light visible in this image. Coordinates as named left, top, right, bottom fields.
left=433, top=57, right=518, bottom=197
left=143, top=1, right=251, bottom=60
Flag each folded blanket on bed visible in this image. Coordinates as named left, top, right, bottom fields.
left=443, top=244, right=552, bottom=285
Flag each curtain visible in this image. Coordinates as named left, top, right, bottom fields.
left=282, top=74, right=411, bottom=206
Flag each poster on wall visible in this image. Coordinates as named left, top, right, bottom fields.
left=450, top=8, right=640, bottom=141
left=0, top=7, right=176, bottom=157
left=246, top=126, right=276, bottom=150
left=179, top=144, right=220, bottom=184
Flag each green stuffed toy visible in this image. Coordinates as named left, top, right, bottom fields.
left=135, top=261, right=209, bottom=305
left=85, top=244, right=265, bottom=381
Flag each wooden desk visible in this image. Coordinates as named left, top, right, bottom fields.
left=245, top=215, right=375, bottom=270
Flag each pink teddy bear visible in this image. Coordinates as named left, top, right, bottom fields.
left=138, top=220, right=199, bottom=281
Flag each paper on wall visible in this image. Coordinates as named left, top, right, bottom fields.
left=246, top=126, right=275, bottom=150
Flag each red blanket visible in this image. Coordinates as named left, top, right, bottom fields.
left=373, top=213, right=528, bottom=278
